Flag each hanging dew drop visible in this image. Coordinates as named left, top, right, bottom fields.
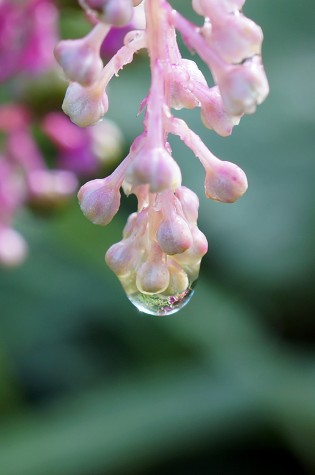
left=126, top=281, right=197, bottom=316
left=113, top=251, right=201, bottom=316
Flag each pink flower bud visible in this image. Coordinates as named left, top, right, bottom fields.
left=28, top=169, right=78, bottom=206
left=169, top=60, right=207, bottom=110
left=136, top=260, right=170, bottom=294
left=182, top=59, right=207, bottom=85
left=205, top=161, right=248, bottom=202
left=0, top=227, right=28, bottom=267
left=126, top=145, right=182, bottom=193
left=42, top=112, right=89, bottom=151
left=157, top=215, right=193, bottom=255
left=166, top=260, right=189, bottom=295
left=54, top=40, right=103, bottom=86
left=211, top=15, right=263, bottom=64
left=191, top=0, right=208, bottom=15
left=78, top=177, right=121, bottom=225
left=80, top=0, right=133, bottom=26
left=191, top=226, right=208, bottom=259
left=218, top=57, right=269, bottom=116
left=192, top=0, right=245, bottom=16
left=105, top=241, right=135, bottom=276
left=104, top=0, right=133, bottom=27
left=200, top=86, right=241, bottom=137
left=89, top=119, right=123, bottom=163
left=122, top=212, right=138, bottom=238
left=170, top=68, right=199, bottom=111
left=175, top=186, right=199, bottom=224
left=62, top=82, right=108, bottom=127
left=174, top=225, right=208, bottom=267
left=0, top=104, right=29, bottom=132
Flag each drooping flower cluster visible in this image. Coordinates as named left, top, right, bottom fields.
left=0, top=0, right=124, bottom=267
left=57, top=0, right=269, bottom=315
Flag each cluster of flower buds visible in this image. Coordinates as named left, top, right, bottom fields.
left=57, top=0, right=269, bottom=315
left=0, top=0, right=124, bottom=267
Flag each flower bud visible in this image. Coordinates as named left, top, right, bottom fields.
left=211, top=15, right=263, bottom=64
left=0, top=104, right=29, bottom=132
left=105, top=241, right=135, bottom=276
left=28, top=169, right=78, bottom=206
left=219, top=57, right=269, bottom=116
left=62, top=82, right=108, bottom=127
left=126, top=145, right=182, bottom=192
left=0, top=227, right=28, bottom=267
left=42, top=112, right=89, bottom=151
left=174, top=225, right=208, bottom=266
left=89, top=119, right=123, bottom=164
left=166, top=260, right=189, bottom=295
left=200, top=86, right=241, bottom=137
left=80, top=0, right=133, bottom=26
left=54, top=39, right=103, bottom=86
left=122, top=212, right=138, bottom=238
left=78, top=177, right=121, bottom=225
left=170, top=68, right=199, bottom=111
left=204, top=161, right=248, bottom=203
left=182, top=59, right=207, bottom=85
left=136, top=260, right=170, bottom=295
left=192, top=0, right=245, bottom=16
left=169, top=60, right=207, bottom=110
left=157, top=216, right=193, bottom=255
left=175, top=186, right=199, bottom=224
left=190, top=226, right=208, bottom=258
left=104, top=0, right=133, bottom=26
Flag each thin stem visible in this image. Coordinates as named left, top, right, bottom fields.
left=166, top=116, right=220, bottom=170
left=144, top=0, right=169, bottom=146
left=99, top=30, right=147, bottom=87
left=166, top=21, right=181, bottom=65
left=170, top=7, right=230, bottom=81
left=111, top=153, right=133, bottom=185
left=85, top=23, right=111, bottom=50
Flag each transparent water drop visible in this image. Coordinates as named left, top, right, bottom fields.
left=116, top=261, right=200, bottom=316
left=126, top=283, right=196, bottom=316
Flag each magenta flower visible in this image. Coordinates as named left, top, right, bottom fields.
left=0, top=105, right=122, bottom=266
left=0, top=1, right=126, bottom=267
left=0, top=0, right=58, bottom=82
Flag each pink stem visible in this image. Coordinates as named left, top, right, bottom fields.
left=166, top=116, right=220, bottom=171
left=170, top=7, right=230, bottom=82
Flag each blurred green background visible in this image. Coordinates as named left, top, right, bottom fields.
left=1, top=0, right=315, bottom=474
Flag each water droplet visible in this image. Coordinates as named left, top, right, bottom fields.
left=126, top=283, right=196, bottom=316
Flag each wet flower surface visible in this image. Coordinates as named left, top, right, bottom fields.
left=0, top=0, right=268, bottom=314
left=55, top=0, right=269, bottom=315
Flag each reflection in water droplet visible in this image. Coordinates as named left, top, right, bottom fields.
left=127, top=283, right=196, bottom=316
left=116, top=259, right=200, bottom=316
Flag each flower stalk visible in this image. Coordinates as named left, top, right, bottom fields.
left=56, top=0, right=269, bottom=315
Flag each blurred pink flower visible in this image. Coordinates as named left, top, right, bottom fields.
left=0, top=0, right=58, bottom=82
